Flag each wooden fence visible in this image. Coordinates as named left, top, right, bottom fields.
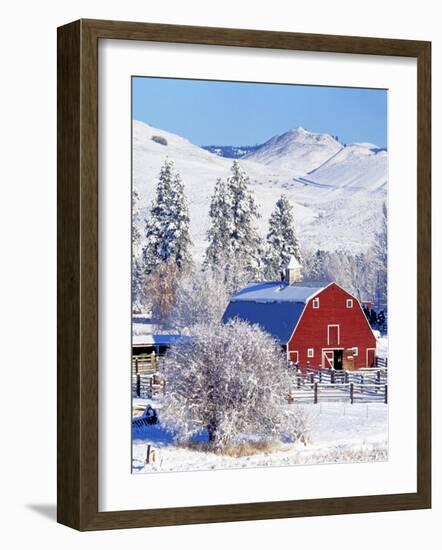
left=132, top=354, right=162, bottom=375
left=132, top=372, right=165, bottom=398
left=289, top=381, right=388, bottom=404
left=302, top=367, right=387, bottom=386
left=131, top=355, right=388, bottom=405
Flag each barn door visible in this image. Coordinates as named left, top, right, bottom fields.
left=322, top=350, right=334, bottom=369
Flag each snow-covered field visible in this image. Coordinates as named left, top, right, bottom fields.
left=132, top=401, right=388, bottom=474
left=133, top=120, right=387, bottom=260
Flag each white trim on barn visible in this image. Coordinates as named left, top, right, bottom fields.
left=327, top=324, right=340, bottom=346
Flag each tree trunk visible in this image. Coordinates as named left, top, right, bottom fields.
left=207, top=420, right=217, bottom=444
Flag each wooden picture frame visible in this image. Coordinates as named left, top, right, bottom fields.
left=57, top=18, right=431, bottom=531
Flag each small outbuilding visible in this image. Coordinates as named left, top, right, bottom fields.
left=222, top=256, right=377, bottom=372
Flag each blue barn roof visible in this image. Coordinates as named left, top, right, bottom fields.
left=222, top=282, right=325, bottom=344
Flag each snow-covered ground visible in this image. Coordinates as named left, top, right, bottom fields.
left=133, top=120, right=387, bottom=260
left=132, top=401, right=388, bottom=474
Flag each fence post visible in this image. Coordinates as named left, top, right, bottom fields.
left=145, top=444, right=151, bottom=464
left=331, top=370, right=335, bottom=384
left=135, top=357, right=138, bottom=375
left=319, top=369, right=322, bottom=383
left=149, top=377, right=153, bottom=396
left=310, top=373, right=314, bottom=384
left=350, top=383, right=354, bottom=404
left=384, top=384, right=388, bottom=404
left=344, top=371, right=349, bottom=384
left=314, top=382, right=318, bottom=404
left=163, top=379, right=166, bottom=395
left=136, top=373, right=141, bottom=397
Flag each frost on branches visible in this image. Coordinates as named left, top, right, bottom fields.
left=132, top=187, right=144, bottom=312
left=204, top=161, right=263, bottom=285
left=264, top=194, right=302, bottom=280
left=161, top=320, right=309, bottom=452
left=143, top=160, right=192, bottom=275
left=167, top=266, right=230, bottom=333
left=371, top=202, right=387, bottom=310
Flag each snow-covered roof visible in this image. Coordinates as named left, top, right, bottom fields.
left=223, top=300, right=306, bottom=344
left=132, top=334, right=183, bottom=347
left=223, top=281, right=325, bottom=343
left=230, top=281, right=324, bottom=304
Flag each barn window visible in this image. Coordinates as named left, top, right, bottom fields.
left=307, top=348, right=314, bottom=358
left=313, top=297, right=320, bottom=309
left=346, top=299, right=353, bottom=308
left=352, top=347, right=359, bottom=356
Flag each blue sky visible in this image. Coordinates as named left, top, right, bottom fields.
left=132, top=77, right=387, bottom=149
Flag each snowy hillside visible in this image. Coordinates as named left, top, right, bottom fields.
left=133, top=120, right=387, bottom=260
left=244, top=127, right=343, bottom=176
left=299, top=143, right=388, bottom=192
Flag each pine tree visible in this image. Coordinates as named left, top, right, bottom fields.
left=143, top=160, right=192, bottom=275
left=204, top=161, right=263, bottom=286
left=307, top=249, right=328, bottom=281
left=168, top=171, right=192, bottom=270
left=132, top=187, right=144, bottom=311
left=228, top=161, right=262, bottom=277
left=264, top=194, right=302, bottom=280
left=204, top=178, right=233, bottom=269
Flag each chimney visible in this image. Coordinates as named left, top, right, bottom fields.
left=284, top=255, right=302, bottom=285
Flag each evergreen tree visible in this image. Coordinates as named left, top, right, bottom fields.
left=132, top=187, right=143, bottom=311
left=264, top=194, right=302, bottom=280
left=204, top=178, right=233, bottom=269
left=227, top=161, right=263, bottom=280
left=143, top=160, right=192, bottom=275
left=205, top=161, right=263, bottom=285
left=307, top=249, right=328, bottom=281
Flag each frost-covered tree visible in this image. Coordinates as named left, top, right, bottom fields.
left=132, top=187, right=143, bottom=311
left=227, top=161, right=263, bottom=280
left=143, top=261, right=180, bottom=326
left=143, top=160, right=192, bottom=274
left=305, top=249, right=328, bottom=281
left=371, top=202, right=388, bottom=309
left=166, top=266, right=230, bottom=333
left=264, top=194, right=302, bottom=280
left=205, top=162, right=263, bottom=284
left=204, top=177, right=233, bottom=270
left=161, top=320, right=308, bottom=452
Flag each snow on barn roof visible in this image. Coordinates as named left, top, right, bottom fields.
left=230, top=281, right=324, bottom=303
left=222, top=281, right=325, bottom=344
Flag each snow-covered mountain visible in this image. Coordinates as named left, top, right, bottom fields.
left=132, top=120, right=387, bottom=261
left=244, top=127, right=343, bottom=176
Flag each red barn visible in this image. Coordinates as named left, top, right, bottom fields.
left=222, top=257, right=376, bottom=372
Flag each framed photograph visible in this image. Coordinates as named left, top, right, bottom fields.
left=57, top=19, right=431, bottom=530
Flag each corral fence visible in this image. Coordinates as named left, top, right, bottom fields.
left=131, top=354, right=388, bottom=404
left=289, top=381, right=388, bottom=405
left=132, top=372, right=165, bottom=398
left=289, top=359, right=388, bottom=404
left=132, top=354, right=163, bottom=375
